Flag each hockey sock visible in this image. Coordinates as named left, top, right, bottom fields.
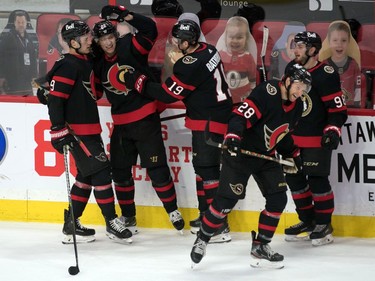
left=93, top=184, right=116, bottom=220
left=203, top=180, right=219, bottom=207
left=70, top=182, right=92, bottom=218
left=114, top=179, right=136, bottom=217
left=195, top=175, right=208, bottom=212
left=310, top=176, right=334, bottom=224
left=152, top=178, right=178, bottom=213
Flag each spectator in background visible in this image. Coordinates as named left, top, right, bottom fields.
left=46, top=18, right=71, bottom=72
left=0, top=10, right=38, bottom=95
left=269, top=21, right=305, bottom=80
left=216, top=16, right=257, bottom=104
left=233, top=3, right=265, bottom=34
left=319, top=20, right=363, bottom=108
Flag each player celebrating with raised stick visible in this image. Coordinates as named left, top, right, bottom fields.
left=191, top=64, right=312, bottom=269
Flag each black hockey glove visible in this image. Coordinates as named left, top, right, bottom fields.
left=321, top=126, right=341, bottom=150
left=282, top=147, right=302, bottom=174
left=124, top=69, right=148, bottom=94
left=50, top=126, right=77, bottom=154
left=223, top=133, right=242, bottom=158
left=100, top=5, right=130, bottom=22
left=36, top=87, right=49, bottom=105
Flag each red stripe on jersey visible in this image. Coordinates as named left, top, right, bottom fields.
left=53, top=75, right=75, bottom=86
left=161, top=83, right=184, bottom=100
left=132, top=36, right=149, bottom=55
left=328, top=107, right=347, bottom=113
left=203, top=181, right=219, bottom=190
left=292, top=135, right=321, bottom=148
left=321, top=91, right=342, bottom=102
left=185, top=117, right=227, bottom=134
left=233, top=99, right=262, bottom=120
left=69, top=123, right=102, bottom=135
left=50, top=90, right=69, bottom=99
left=112, top=102, right=157, bottom=125
left=171, top=75, right=196, bottom=91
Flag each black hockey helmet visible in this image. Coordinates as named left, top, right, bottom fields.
left=92, top=20, right=117, bottom=40
left=172, top=19, right=200, bottom=45
left=151, top=0, right=183, bottom=17
left=284, top=63, right=312, bottom=92
left=294, top=31, right=322, bottom=55
left=61, top=20, right=90, bottom=45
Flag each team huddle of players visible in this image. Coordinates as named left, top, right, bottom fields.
left=37, top=5, right=347, bottom=270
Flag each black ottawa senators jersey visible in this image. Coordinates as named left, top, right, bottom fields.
left=144, top=42, right=233, bottom=135
left=47, top=53, right=103, bottom=136
left=285, top=61, right=348, bottom=148
left=229, top=80, right=303, bottom=155
left=93, top=13, right=158, bottom=125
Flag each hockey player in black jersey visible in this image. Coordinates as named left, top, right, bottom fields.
left=94, top=6, right=184, bottom=234
left=124, top=19, right=233, bottom=243
left=284, top=31, right=348, bottom=246
left=190, top=64, right=312, bottom=269
left=46, top=20, right=132, bottom=244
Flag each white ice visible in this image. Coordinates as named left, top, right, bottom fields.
left=0, top=221, right=373, bottom=281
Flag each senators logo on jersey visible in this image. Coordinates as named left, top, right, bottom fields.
left=264, top=123, right=289, bottom=150
left=103, top=63, right=134, bottom=95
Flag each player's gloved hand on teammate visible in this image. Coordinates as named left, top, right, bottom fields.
left=36, top=87, right=49, bottom=105
left=124, top=69, right=148, bottom=94
left=100, top=5, right=130, bottom=22
left=223, top=133, right=242, bottom=158
left=321, top=125, right=341, bottom=150
left=50, top=126, right=77, bottom=154
left=282, top=147, right=302, bottom=174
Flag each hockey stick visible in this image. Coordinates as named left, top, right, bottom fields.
left=63, top=145, right=80, bottom=276
left=160, top=112, right=186, bottom=122
left=204, top=121, right=294, bottom=167
left=65, top=124, right=92, bottom=158
left=260, top=26, right=269, bottom=82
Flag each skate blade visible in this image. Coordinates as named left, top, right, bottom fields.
left=62, top=235, right=95, bottom=244
left=250, top=257, right=284, bottom=269
left=106, top=233, right=133, bottom=244
left=285, top=232, right=311, bottom=242
left=311, top=234, right=334, bottom=246
left=176, top=229, right=184, bottom=235
left=209, top=233, right=231, bottom=244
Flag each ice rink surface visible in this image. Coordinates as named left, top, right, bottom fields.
left=0, top=221, right=373, bottom=281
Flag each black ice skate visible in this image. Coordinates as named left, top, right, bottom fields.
left=189, top=213, right=203, bottom=234
left=250, top=231, right=284, bottom=269
left=190, top=235, right=208, bottom=268
left=284, top=221, right=315, bottom=242
left=310, top=223, right=334, bottom=246
left=169, top=210, right=185, bottom=234
left=119, top=215, right=139, bottom=235
left=106, top=217, right=133, bottom=244
left=62, top=209, right=96, bottom=244
left=209, top=219, right=231, bottom=244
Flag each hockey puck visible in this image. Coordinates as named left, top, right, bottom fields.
left=68, top=266, right=80, bottom=275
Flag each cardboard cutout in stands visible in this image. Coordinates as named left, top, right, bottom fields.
left=269, top=21, right=306, bottom=80
left=319, top=20, right=363, bottom=108
left=216, top=16, right=257, bottom=104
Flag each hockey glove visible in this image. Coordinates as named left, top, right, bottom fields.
left=50, top=126, right=77, bottom=154
left=100, top=5, right=130, bottom=22
left=223, top=133, right=242, bottom=158
left=36, top=87, right=49, bottom=105
left=124, top=69, right=148, bottom=94
left=321, top=126, right=341, bottom=150
left=282, top=148, right=302, bottom=174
